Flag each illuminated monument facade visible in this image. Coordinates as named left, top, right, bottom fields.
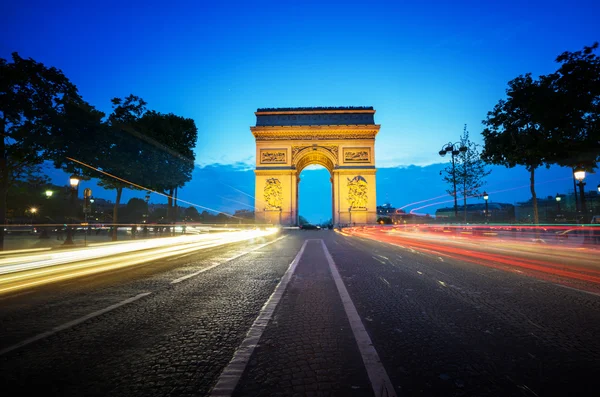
left=252, top=107, right=379, bottom=225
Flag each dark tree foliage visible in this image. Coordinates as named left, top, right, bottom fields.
left=137, top=111, right=198, bottom=221
left=0, top=53, right=80, bottom=249
left=183, top=206, right=200, bottom=221
left=482, top=44, right=600, bottom=224
left=548, top=43, right=600, bottom=170
left=102, top=95, right=148, bottom=240
left=482, top=74, right=554, bottom=224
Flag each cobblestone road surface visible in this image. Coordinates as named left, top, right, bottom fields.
left=1, top=230, right=599, bottom=396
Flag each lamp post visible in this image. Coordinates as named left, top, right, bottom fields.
left=28, top=207, right=38, bottom=225
left=64, top=175, right=80, bottom=245
left=555, top=193, right=561, bottom=213
left=483, top=191, right=489, bottom=224
left=439, top=141, right=467, bottom=220
left=45, top=190, right=53, bottom=199
left=574, top=167, right=587, bottom=222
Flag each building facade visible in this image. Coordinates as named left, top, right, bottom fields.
left=252, top=107, right=380, bottom=225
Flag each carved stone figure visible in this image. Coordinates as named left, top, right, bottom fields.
left=347, top=175, right=368, bottom=209
left=264, top=178, right=283, bottom=210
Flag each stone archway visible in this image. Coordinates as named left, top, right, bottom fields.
left=252, top=107, right=380, bottom=226
left=294, top=148, right=336, bottom=226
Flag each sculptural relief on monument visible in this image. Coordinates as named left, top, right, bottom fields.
left=260, top=149, right=287, bottom=164
left=343, top=148, right=370, bottom=163
left=264, top=178, right=283, bottom=210
left=347, top=175, right=368, bottom=209
left=291, top=145, right=339, bottom=163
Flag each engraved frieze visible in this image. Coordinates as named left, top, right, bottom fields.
left=343, top=148, right=370, bottom=163
left=260, top=149, right=287, bottom=164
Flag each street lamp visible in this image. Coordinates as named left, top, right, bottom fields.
left=573, top=167, right=587, bottom=222
left=29, top=207, right=38, bottom=224
left=483, top=191, right=489, bottom=223
left=439, top=141, right=467, bottom=220
left=555, top=193, right=561, bottom=212
left=65, top=175, right=81, bottom=245
left=45, top=190, right=53, bottom=198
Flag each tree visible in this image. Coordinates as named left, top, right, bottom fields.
left=547, top=43, right=600, bottom=171
left=298, top=216, right=309, bottom=225
left=451, top=125, right=491, bottom=222
left=482, top=74, right=555, bottom=224
left=0, top=53, right=80, bottom=249
left=184, top=206, right=200, bottom=222
left=137, top=111, right=198, bottom=222
left=103, top=95, right=148, bottom=240
left=122, top=198, right=148, bottom=223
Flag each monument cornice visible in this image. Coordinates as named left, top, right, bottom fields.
left=251, top=125, right=380, bottom=140
left=255, top=109, right=375, bottom=116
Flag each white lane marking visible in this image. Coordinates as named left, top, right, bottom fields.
left=379, top=277, right=390, bottom=287
left=0, top=292, right=151, bottom=356
left=171, top=236, right=287, bottom=284
left=321, top=240, right=397, bottom=397
left=553, top=283, right=600, bottom=298
left=372, top=255, right=386, bottom=264
left=210, top=239, right=308, bottom=396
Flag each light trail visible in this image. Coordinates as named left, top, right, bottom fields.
left=66, top=157, right=243, bottom=219
left=400, top=176, right=573, bottom=213
left=0, top=228, right=279, bottom=294
left=343, top=225, right=600, bottom=291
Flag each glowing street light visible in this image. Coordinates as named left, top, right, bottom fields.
left=483, top=191, right=489, bottom=223
left=555, top=193, right=561, bottom=213
left=573, top=169, right=586, bottom=182
left=65, top=175, right=81, bottom=245
left=69, top=175, right=81, bottom=188
left=45, top=190, right=53, bottom=198
left=28, top=207, right=38, bottom=225
left=573, top=167, right=587, bottom=221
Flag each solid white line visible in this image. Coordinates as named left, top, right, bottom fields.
left=321, top=240, right=397, bottom=397
left=170, top=236, right=287, bottom=284
left=0, top=292, right=152, bottom=356
left=553, top=283, right=600, bottom=298
left=210, top=239, right=308, bottom=397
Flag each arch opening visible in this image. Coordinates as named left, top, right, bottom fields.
left=294, top=149, right=335, bottom=174
left=298, top=164, right=333, bottom=227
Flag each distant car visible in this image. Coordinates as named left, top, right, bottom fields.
left=301, top=224, right=318, bottom=230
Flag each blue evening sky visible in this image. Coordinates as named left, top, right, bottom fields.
left=2, top=0, right=599, bottom=222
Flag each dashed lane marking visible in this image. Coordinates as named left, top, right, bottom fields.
left=170, top=236, right=287, bottom=284
left=210, top=239, right=308, bottom=397
left=0, top=292, right=152, bottom=356
left=321, top=240, right=398, bottom=397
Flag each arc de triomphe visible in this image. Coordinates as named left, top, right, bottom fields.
left=252, top=107, right=379, bottom=225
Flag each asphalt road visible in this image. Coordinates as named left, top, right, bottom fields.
left=1, top=230, right=599, bottom=396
